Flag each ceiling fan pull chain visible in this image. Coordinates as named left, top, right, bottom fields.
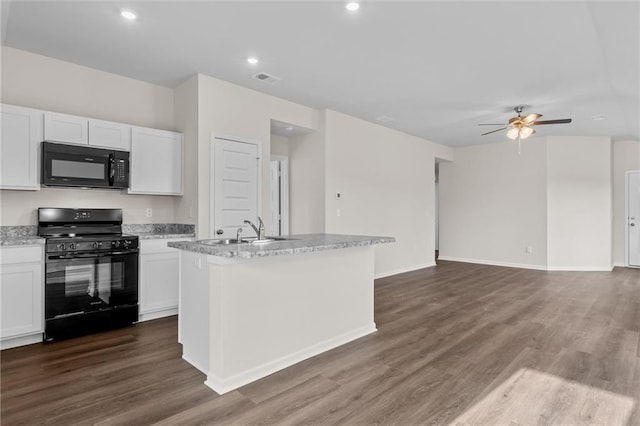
left=518, top=136, right=522, bottom=155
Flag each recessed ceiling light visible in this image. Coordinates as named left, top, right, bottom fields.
left=346, top=2, right=360, bottom=12
left=592, top=115, right=606, bottom=121
left=247, top=57, right=259, bottom=65
left=120, top=9, right=137, bottom=20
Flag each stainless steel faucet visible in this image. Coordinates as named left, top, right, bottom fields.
left=244, top=216, right=265, bottom=240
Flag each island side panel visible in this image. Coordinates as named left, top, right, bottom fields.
left=178, top=250, right=210, bottom=374
left=205, top=246, right=376, bottom=393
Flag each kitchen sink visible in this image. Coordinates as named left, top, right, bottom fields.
left=201, top=238, right=249, bottom=245
left=200, top=236, right=296, bottom=246
left=246, top=236, right=296, bottom=244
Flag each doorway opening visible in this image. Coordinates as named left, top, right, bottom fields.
left=626, top=170, right=640, bottom=267
left=270, top=155, right=289, bottom=236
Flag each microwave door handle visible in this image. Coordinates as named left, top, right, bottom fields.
left=108, top=154, right=115, bottom=186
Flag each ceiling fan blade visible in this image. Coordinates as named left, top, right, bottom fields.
left=481, top=127, right=507, bottom=136
left=522, top=113, right=542, bottom=124
left=533, top=119, right=572, bottom=125
left=478, top=123, right=505, bottom=126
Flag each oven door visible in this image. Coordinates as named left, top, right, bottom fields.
left=45, top=251, right=138, bottom=320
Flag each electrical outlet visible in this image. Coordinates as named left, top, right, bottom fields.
left=526, top=246, right=533, bottom=254
left=146, top=208, right=153, bottom=218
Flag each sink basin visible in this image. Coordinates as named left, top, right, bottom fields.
left=246, top=236, right=295, bottom=244
left=201, top=238, right=249, bottom=245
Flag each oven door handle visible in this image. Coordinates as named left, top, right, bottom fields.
left=47, top=251, right=138, bottom=260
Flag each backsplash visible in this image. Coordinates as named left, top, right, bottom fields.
left=0, top=225, right=38, bottom=239
left=122, top=223, right=195, bottom=235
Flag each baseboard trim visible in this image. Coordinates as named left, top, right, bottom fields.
left=1, top=332, right=43, bottom=350
left=139, top=307, right=178, bottom=322
left=203, top=323, right=377, bottom=395
left=546, top=265, right=614, bottom=272
left=438, top=256, right=548, bottom=271
left=439, top=256, right=615, bottom=272
left=375, top=262, right=436, bottom=279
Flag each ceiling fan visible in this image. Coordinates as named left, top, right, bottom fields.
left=479, top=106, right=572, bottom=140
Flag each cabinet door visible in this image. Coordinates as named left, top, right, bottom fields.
left=0, top=263, right=43, bottom=339
left=44, top=112, right=88, bottom=145
left=88, top=119, right=131, bottom=151
left=1, top=104, right=43, bottom=190
left=129, top=127, right=183, bottom=195
left=139, top=252, right=179, bottom=321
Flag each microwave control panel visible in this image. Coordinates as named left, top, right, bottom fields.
left=114, top=159, right=127, bottom=183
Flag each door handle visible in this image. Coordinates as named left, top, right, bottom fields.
left=216, top=229, right=224, bottom=235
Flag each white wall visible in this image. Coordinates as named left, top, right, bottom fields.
left=440, top=136, right=615, bottom=271
left=289, top=117, right=326, bottom=235
left=439, top=139, right=548, bottom=268
left=270, top=134, right=290, bottom=157
left=0, top=47, right=178, bottom=225
left=196, top=73, right=318, bottom=238
left=546, top=136, right=612, bottom=270
left=173, top=75, right=199, bottom=225
left=611, top=140, right=640, bottom=265
left=323, top=110, right=453, bottom=277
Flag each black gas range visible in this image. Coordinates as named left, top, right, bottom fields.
left=38, top=208, right=139, bottom=341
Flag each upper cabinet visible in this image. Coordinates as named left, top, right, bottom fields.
left=88, top=119, right=131, bottom=151
left=2, top=104, right=182, bottom=195
left=44, top=112, right=131, bottom=151
left=129, top=127, right=183, bottom=195
left=1, top=104, right=43, bottom=190
left=44, top=112, right=88, bottom=145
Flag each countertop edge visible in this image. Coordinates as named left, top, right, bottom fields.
left=167, top=234, right=395, bottom=259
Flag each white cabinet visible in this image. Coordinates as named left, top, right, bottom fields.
left=129, top=127, right=183, bottom=195
left=44, top=111, right=88, bottom=145
left=139, top=238, right=188, bottom=321
left=0, top=246, right=43, bottom=350
left=1, top=104, right=43, bottom=190
left=44, top=112, right=132, bottom=151
left=88, top=119, right=131, bottom=151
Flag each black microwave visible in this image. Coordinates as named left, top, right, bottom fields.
left=42, top=142, right=129, bottom=189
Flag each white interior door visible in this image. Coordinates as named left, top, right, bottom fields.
left=211, top=137, right=260, bottom=239
left=627, top=171, right=640, bottom=267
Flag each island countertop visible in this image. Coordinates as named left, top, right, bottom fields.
left=167, top=233, right=394, bottom=259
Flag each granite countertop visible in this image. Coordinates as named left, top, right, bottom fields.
left=0, top=224, right=195, bottom=246
left=167, top=233, right=395, bottom=259
left=123, top=224, right=195, bottom=240
left=1, top=236, right=45, bottom=247
left=0, top=226, right=44, bottom=247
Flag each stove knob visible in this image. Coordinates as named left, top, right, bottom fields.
left=58, top=243, right=66, bottom=250
left=114, top=240, right=121, bottom=248
left=92, top=242, right=100, bottom=249
left=69, top=243, right=77, bottom=250
left=123, top=240, right=131, bottom=247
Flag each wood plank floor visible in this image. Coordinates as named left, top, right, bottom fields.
left=2, top=261, right=639, bottom=425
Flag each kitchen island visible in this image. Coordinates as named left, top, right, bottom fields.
left=168, top=233, right=394, bottom=394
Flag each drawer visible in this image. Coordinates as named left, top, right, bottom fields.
left=1, top=246, right=43, bottom=265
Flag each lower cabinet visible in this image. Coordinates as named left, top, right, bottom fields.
left=0, top=246, right=43, bottom=350
left=139, top=238, right=188, bottom=322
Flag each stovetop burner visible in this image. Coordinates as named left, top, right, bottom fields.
left=38, top=208, right=138, bottom=254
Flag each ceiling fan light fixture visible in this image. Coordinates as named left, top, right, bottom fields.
left=519, top=126, right=534, bottom=139
left=506, top=127, right=520, bottom=140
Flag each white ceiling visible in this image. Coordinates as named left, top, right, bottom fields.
left=2, top=1, right=638, bottom=146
